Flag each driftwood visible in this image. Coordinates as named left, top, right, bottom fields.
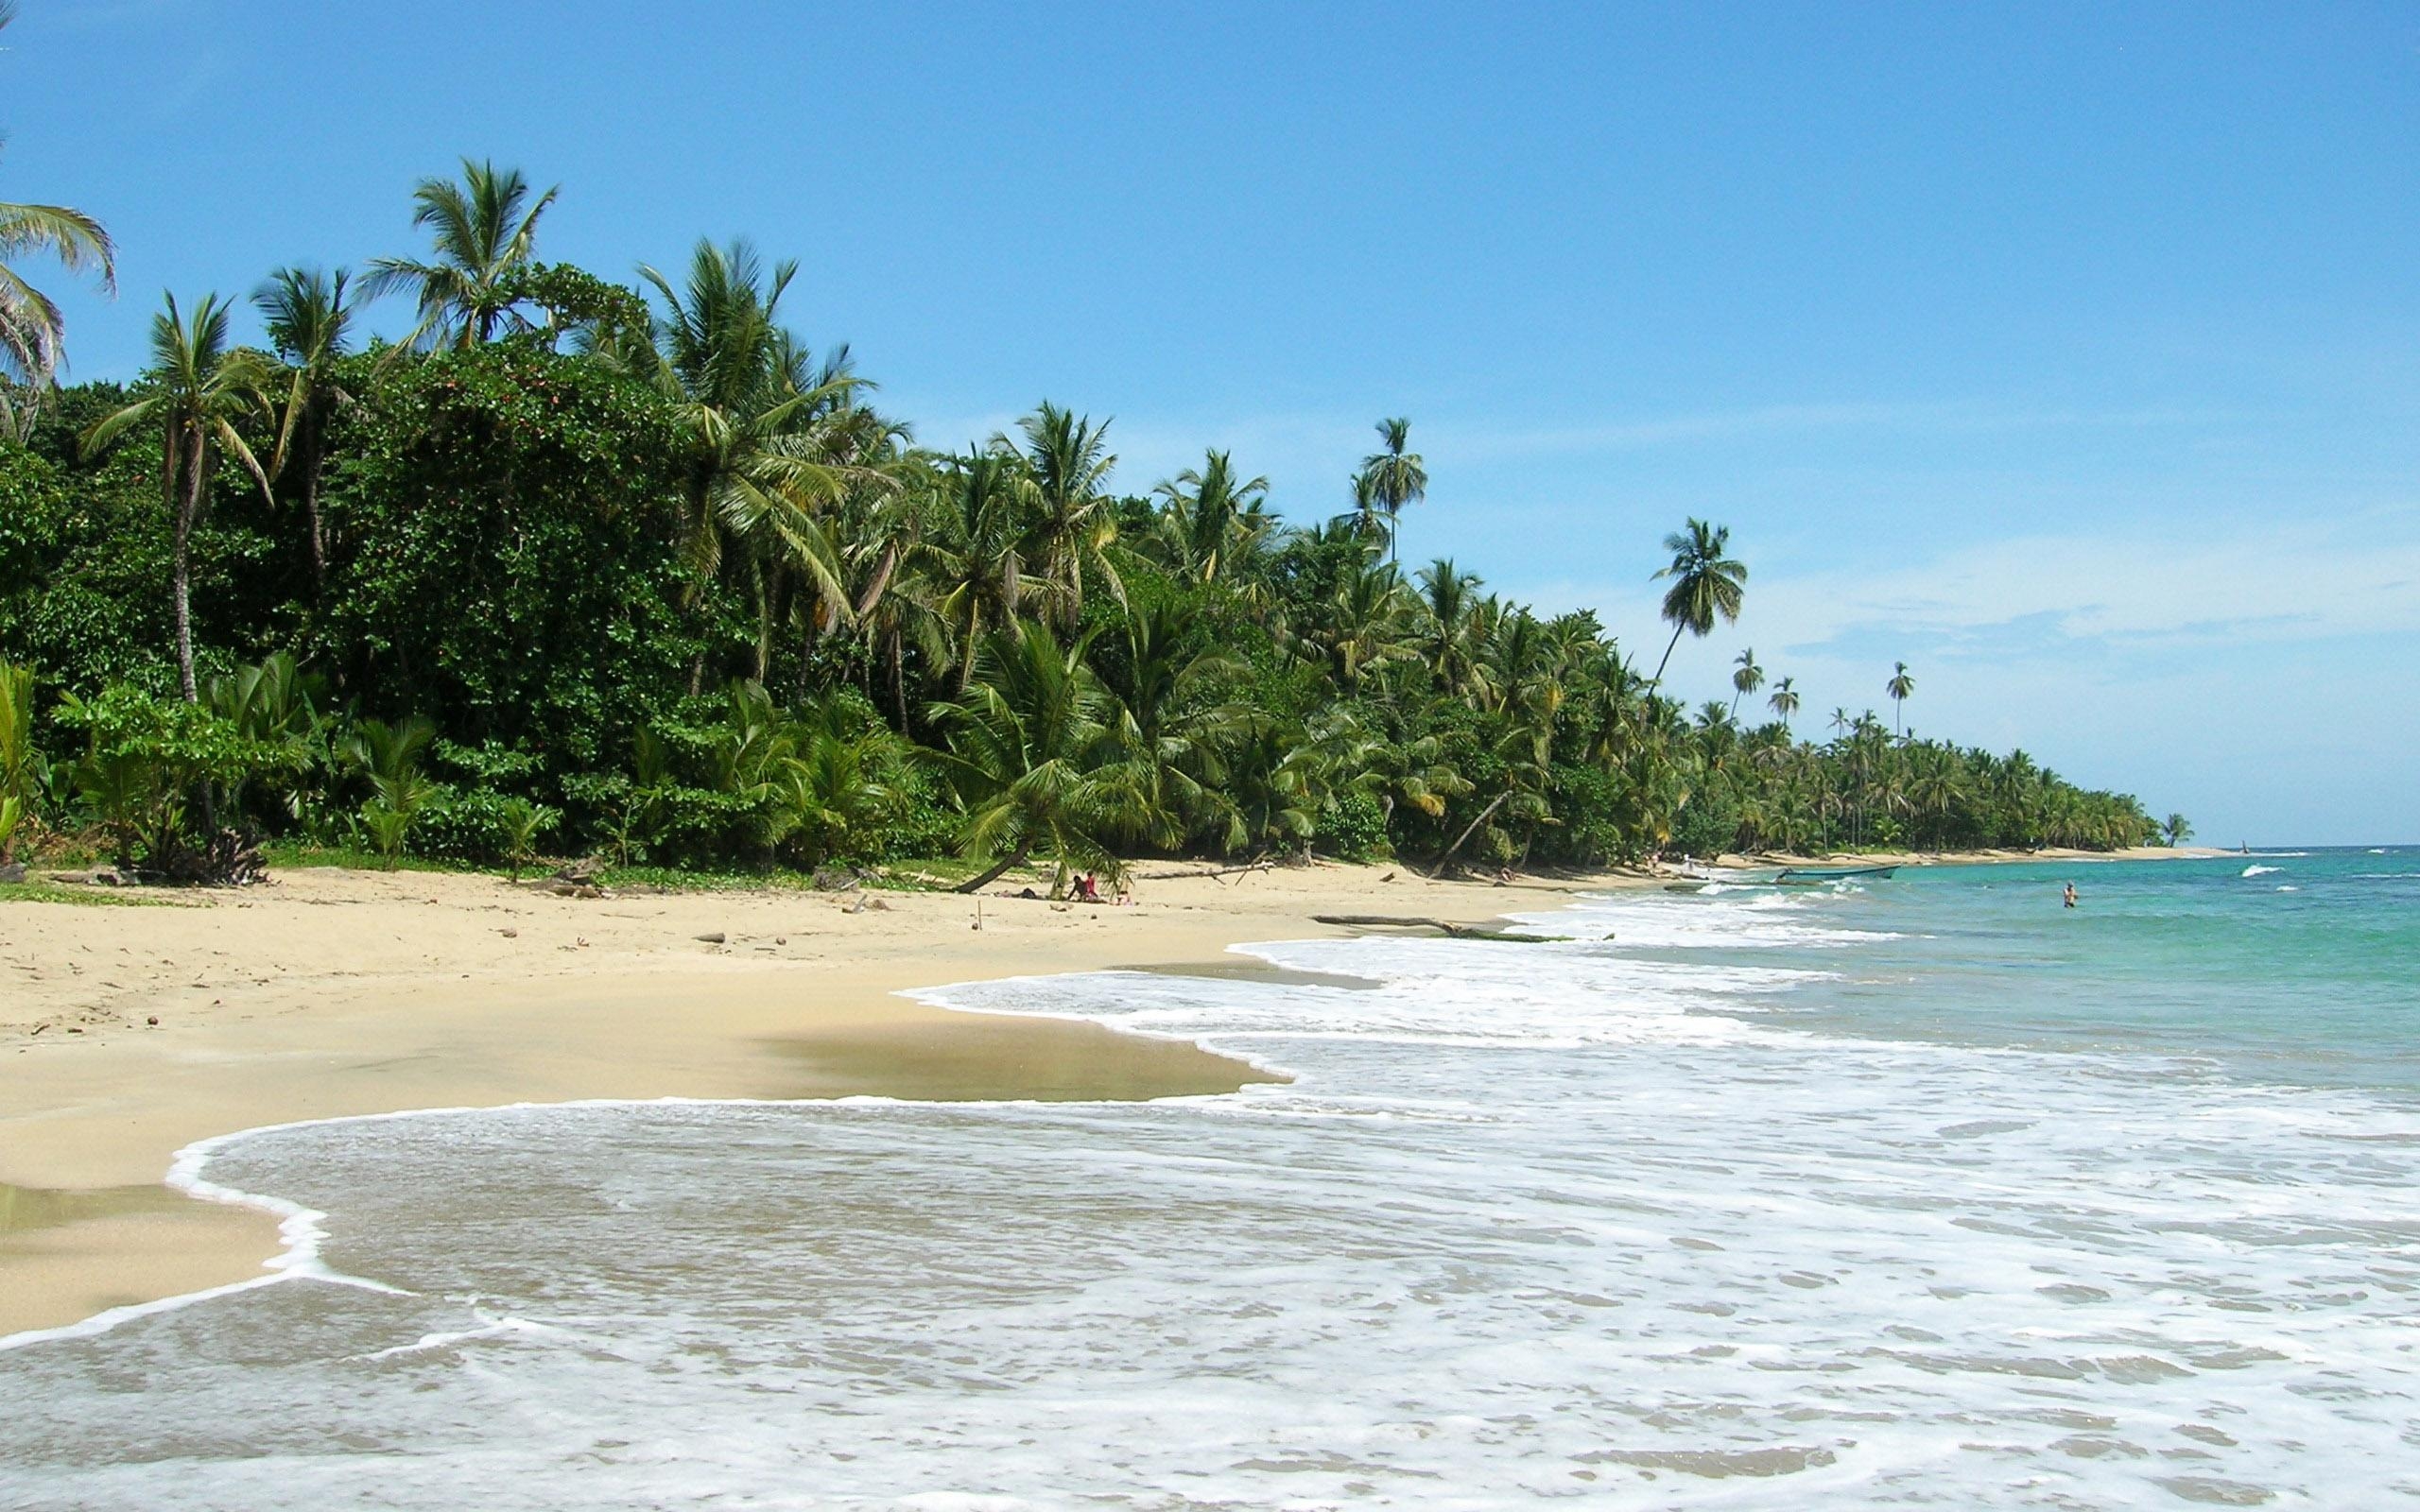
left=1310, top=913, right=1563, bottom=943
left=1133, top=859, right=1275, bottom=883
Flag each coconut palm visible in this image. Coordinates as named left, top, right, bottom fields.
left=998, top=402, right=1120, bottom=632
left=1151, top=449, right=1270, bottom=587
left=1768, top=675, right=1799, bottom=730
left=925, top=449, right=1049, bottom=693
left=1886, top=660, right=1915, bottom=737
left=1415, top=558, right=1486, bottom=699
left=1355, top=417, right=1426, bottom=562
left=1730, top=647, right=1763, bottom=719
left=253, top=266, right=356, bottom=593
left=1098, top=597, right=1245, bottom=851
left=80, top=294, right=275, bottom=702
left=1649, top=518, right=1747, bottom=685
left=0, top=4, right=112, bottom=409
left=639, top=238, right=874, bottom=683
left=930, top=621, right=1148, bottom=894
left=362, top=158, right=559, bottom=350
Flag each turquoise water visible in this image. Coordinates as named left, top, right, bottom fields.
left=1697, top=850, right=2420, bottom=1089
left=3, top=851, right=2416, bottom=1507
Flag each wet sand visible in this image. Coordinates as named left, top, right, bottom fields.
left=0, top=861, right=1621, bottom=1337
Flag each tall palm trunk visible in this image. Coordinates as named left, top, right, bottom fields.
left=302, top=459, right=328, bottom=597
left=171, top=425, right=206, bottom=703
left=1651, top=621, right=1686, bottom=686
left=886, top=629, right=909, bottom=733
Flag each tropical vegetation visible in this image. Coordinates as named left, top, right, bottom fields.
left=0, top=154, right=2172, bottom=888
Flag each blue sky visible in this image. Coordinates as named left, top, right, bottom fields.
left=9, top=1, right=2417, bottom=843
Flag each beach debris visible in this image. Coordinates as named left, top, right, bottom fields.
left=1310, top=914, right=1564, bottom=943
left=1380, top=870, right=1397, bottom=883
left=1135, top=859, right=1273, bottom=884
left=498, top=928, right=518, bottom=938
left=146, top=1016, right=159, bottom=1027
left=695, top=932, right=727, bottom=944
left=812, top=866, right=867, bottom=893
left=774, top=936, right=787, bottom=945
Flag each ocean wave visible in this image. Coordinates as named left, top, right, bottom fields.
left=2241, top=864, right=2281, bottom=877
left=10, top=883, right=2420, bottom=1509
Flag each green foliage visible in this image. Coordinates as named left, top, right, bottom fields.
left=1316, top=792, right=1391, bottom=862
left=54, top=682, right=298, bottom=878
left=312, top=345, right=688, bottom=772
left=0, top=166, right=2173, bottom=885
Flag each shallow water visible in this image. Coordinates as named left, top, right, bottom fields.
left=3, top=851, right=2416, bottom=1508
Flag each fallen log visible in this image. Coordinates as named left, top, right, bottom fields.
left=1133, top=859, right=1275, bottom=883
left=1309, top=913, right=1564, bottom=942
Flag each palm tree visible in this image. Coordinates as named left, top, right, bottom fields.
left=1098, top=598, right=1245, bottom=851
left=925, top=449, right=1047, bottom=693
left=1151, top=449, right=1270, bottom=587
left=1767, top=674, right=1798, bottom=730
left=1355, top=417, right=1426, bottom=562
left=1730, top=647, right=1763, bottom=719
left=1886, top=660, right=1915, bottom=737
left=1000, top=402, right=1120, bottom=632
left=1649, top=518, right=1746, bottom=685
left=253, top=266, right=355, bottom=594
left=640, top=238, right=873, bottom=685
left=929, top=621, right=1142, bottom=894
left=80, top=294, right=274, bottom=702
left=1415, top=558, right=1485, bottom=699
left=0, top=0, right=116, bottom=429
left=362, top=158, right=559, bottom=350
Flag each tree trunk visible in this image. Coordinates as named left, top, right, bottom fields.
left=1435, top=792, right=1511, bottom=873
left=1650, top=621, right=1686, bottom=686
left=888, top=631, right=909, bottom=733
left=173, top=428, right=205, bottom=704
left=954, top=845, right=1031, bottom=894
left=302, top=464, right=327, bottom=598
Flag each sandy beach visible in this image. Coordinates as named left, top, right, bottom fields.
left=0, top=845, right=2223, bottom=1339
left=0, top=859, right=1632, bottom=1338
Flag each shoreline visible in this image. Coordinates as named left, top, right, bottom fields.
left=0, top=846, right=2220, bottom=1340
left=0, top=860, right=1633, bottom=1339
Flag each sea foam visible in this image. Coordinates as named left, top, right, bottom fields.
left=4, top=880, right=2416, bottom=1509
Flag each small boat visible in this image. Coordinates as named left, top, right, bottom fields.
left=1774, top=865, right=1898, bottom=884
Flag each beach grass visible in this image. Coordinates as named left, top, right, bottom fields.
left=0, top=879, right=171, bottom=907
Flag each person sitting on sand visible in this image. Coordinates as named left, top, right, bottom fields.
left=1075, top=871, right=1101, bottom=902
left=2063, top=882, right=2078, bottom=909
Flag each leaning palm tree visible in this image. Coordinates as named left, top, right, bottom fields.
left=0, top=0, right=116, bottom=430
left=1730, top=647, right=1764, bottom=719
left=253, top=266, right=355, bottom=593
left=929, top=621, right=1146, bottom=894
left=1649, top=518, right=1746, bottom=685
left=1886, top=660, right=1915, bottom=737
left=1767, top=674, right=1799, bottom=730
left=1355, top=416, right=1427, bottom=562
left=80, top=294, right=274, bottom=702
left=361, top=158, right=558, bottom=350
